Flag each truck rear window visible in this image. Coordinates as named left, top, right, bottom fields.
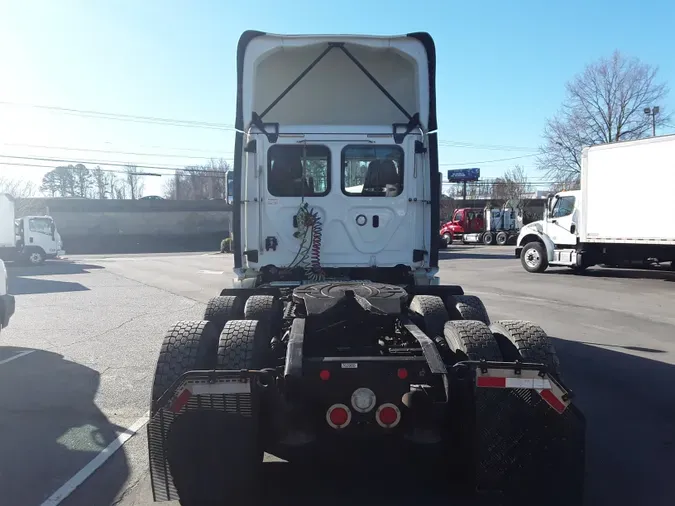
left=341, top=145, right=404, bottom=197
left=267, top=145, right=330, bottom=197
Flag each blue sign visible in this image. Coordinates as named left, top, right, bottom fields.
left=447, top=168, right=480, bottom=182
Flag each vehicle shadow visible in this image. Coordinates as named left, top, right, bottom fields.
left=439, top=247, right=516, bottom=261
left=6, top=261, right=104, bottom=295
left=547, top=266, right=675, bottom=282
left=0, top=347, right=129, bottom=506
left=550, top=337, right=675, bottom=506
left=6, top=261, right=105, bottom=276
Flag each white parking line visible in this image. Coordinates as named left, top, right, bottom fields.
left=0, top=349, right=35, bottom=365
left=40, top=411, right=150, bottom=506
left=197, top=270, right=224, bottom=275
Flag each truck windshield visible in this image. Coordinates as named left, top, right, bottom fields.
left=341, top=145, right=403, bottom=197
left=28, top=218, right=54, bottom=235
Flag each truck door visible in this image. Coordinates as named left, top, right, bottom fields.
left=547, top=195, right=578, bottom=246
left=454, top=210, right=464, bottom=233
left=336, top=143, right=418, bottom=266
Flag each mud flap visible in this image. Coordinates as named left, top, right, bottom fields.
left=148, top=372, right=260, bottom=504
left=469, top=364, right=586, bottom=505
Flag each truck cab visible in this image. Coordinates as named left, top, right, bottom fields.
left=15, top=215, right=64, bottom=265
left=515, top=190, right=582, bottom=272
left=231, top=32, right=441, bottom=287
left=439, top=207, right=483, bottom=246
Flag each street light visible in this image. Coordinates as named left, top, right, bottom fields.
left=644, top=106, right=660, bottom=137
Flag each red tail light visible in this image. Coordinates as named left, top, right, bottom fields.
left=326, top=403, right=351, bottom=429
left=375, top=403, right=401, bottom=428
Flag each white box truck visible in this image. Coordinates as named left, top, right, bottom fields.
left=0, top=193, right=64, bottom=266
left=515, top=134, right=675, bottom=273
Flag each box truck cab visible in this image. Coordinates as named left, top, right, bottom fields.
left=516, top=135, right=675, bottom=273
left=0, top=194, right=64, bottom=266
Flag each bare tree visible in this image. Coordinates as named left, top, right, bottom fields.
left=165, top=159, right=230, bottom=200
left=537, top=50, right=671, bottom=183
left=1, top=176, right=38, bottom=198
left=124, top=165, right=145, bottom=200
left=491, top=165, right=532, bottom=204
left=71, top=164, right=93, bottom=198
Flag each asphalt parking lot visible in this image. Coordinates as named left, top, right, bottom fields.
left=1, top=246, right=674, bottom=506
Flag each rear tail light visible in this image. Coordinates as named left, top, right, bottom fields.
left=375, top=403, right=401, bottom=428
left=326, top=403, right=352, bottom=429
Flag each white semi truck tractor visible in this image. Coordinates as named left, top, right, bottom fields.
left=0, top=194, right=64, bottom=266
left=516, top=134, right=675, bottom=273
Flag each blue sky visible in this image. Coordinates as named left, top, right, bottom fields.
left=1, top=0, right=674, bottom=197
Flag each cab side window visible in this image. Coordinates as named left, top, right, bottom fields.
left=552, top=196, right=576, bottom=218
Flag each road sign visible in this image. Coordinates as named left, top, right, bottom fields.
left=447, top=168, right=480, bottom=182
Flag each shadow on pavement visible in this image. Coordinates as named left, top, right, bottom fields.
left=547, top=266, right=675, bottom=282
left=550, top=337, right=675, bottom=506
left=6, top=261, right=105, bottom=295
left=6, top=261, right=105, bottom=276
left=8, top=277, right=90, bottom=295
left=0, top=347, right=129, bottom=506
left=439, top=248, right=516, bottom=261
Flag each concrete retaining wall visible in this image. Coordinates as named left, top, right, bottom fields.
left=15, top=198, right=233, bottom=254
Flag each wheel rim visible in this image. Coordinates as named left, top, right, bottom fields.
left=30, top=252, right=42, bottom=264
left=524, top=248, right=540, bottom=268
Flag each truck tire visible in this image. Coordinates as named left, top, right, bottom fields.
left=496, top=231, right=508, bottom=246
left=482, top=232, right=494, bottom=245
left=217, top=320, right=270, bottom=370
left=442, top=233, right=453, bottom=247
left=25, top=248, right=46, bottom=266
left=243, top=295, right=283, bottom=338
left=150, top=320, right=219, bottom=413
left=447, top=295, right=490, bottom=326
left=520, top=241, right=548, bottom=273
left=489, top=320, right=561, bottom=379
left=409, top=295, right=449, bottom=339
left=203, top=295, right=245, bottom=333
left=166, top=320, right=264, bottom=506
left=443, top=320, right=502, bottom=361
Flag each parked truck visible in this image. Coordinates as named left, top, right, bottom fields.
left=440, top=203, right=521, bottom=248
left=0, top=194, right=64, bottom=265
left=516, top=134, right=675, bottom=273
left=146, top=31, right=585, bottom=506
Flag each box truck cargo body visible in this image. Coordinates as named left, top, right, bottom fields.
left=515, top=134, right=675, bottom=273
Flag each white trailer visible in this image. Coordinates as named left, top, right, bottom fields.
left=0, top=194, right=64, bottom=265
left=516, top=134, right=675, bottom=273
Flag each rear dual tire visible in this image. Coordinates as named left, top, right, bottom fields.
left=150, top=318, right=270, bottom=506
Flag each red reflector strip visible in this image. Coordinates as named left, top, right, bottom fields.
left=475, top=368, right=570, bottom=415
left=538, top=388, right=568, bottom=414
left=476, top=376, right=506, bottom=388
left=171, top=388, right=192, bottom=413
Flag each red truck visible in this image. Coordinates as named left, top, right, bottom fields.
left=440, top=205, right=521, bottom=248
left=439, top=207, right=485, bottom=247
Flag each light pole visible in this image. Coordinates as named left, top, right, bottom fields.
left=644, top=106, right=660, bottom=137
